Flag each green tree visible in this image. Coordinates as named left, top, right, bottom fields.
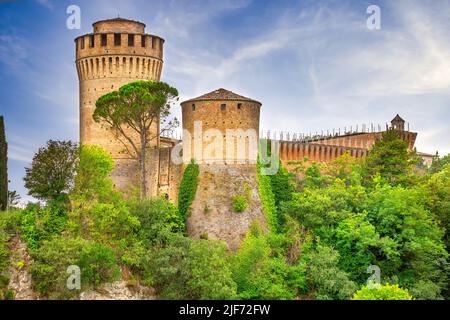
left=365, top=184, right=448, bottom=295
left=429, top=153, right=450, bottom=174
left=24, top=140, right=78, bottom=202
left=7, top=190, right=20, bottom=207
left=0, top=116, right=7, bottom=211
left=365, top=129, right=411, bottom=185
left=304, top=244, right=356, bottom=300
left=72, top=144, right=116, bottom=204
left=93, top=80, right=179, bottom=199
left=423, top=165, right=450, bottom=250
left=352, top=283, right=413, bottom=300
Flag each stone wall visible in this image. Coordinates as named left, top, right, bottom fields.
left=180, top=99, right=261, bottom=164
left=187, top=164, right=267, bottom=251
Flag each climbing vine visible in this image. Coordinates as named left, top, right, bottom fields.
left=178, top=160, right=199, bottom=222
left=256, top=158, right=277, bottom=232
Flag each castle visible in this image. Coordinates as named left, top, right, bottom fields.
left=75, top=18, right=418, bottom=249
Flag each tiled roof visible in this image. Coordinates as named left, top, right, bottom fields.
left=392, top=114, right=405, bottom=122
left=181, top=88, right=261, bottom=105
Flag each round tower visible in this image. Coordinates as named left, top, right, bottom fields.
left=180, top=88, right=261, bottom=164
left=75, top=18, right=164, bottom=190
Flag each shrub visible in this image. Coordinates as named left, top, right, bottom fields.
left=305, top=245, right=356, bottom=300
left=78, top=242, right=120, bottom=286
left=232, top=195, right=248, bottom=213
left=352, top=283, right=413, bottom=300
left=29, top=237, right=89, bottom=299
left=128, top=197, right=184, bottom=245
left=150, top=235, right=236, bottom=299
left=72, top=144, right=116, bottom=203
left=30, top=237, right=121, bottom=299
left=178, top=160, right=199, bottom=221
left=231, top=230, right=296, bottom=300
left=19, top=202, right=67, bottom=250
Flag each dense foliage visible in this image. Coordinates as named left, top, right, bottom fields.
left=352, top=283, right=413, bottom=300
left=23, top=140, right=78, bottom=202
left=0, top=129, right=448, bottom=300
left=178, top=160, right=199, bottom=222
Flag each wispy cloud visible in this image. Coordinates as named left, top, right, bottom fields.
left=35, top=0, right=54, bottom=10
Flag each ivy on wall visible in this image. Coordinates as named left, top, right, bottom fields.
left=178, top=160, right=199, bottom=222
left=256, top=158, right=277, bottom=232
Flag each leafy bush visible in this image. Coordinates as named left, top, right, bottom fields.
left=30, top=237, right=120, bottom=299
left=19, top=202, right=67, bottom=250
left=232, top=195, right=248, bottom=213
left=128, top=197, right=184, bottom=245
left=231, top=230, right=296, bottom=300
left=150, top=235, right=236, bottom=299
left=269, top=161, right=294, bottom=207
left=178, top=160, right=199, bottom=221
left=30, top=237, right=89, bottom=299
left=304, top=245, right=356, bottom=300
left=352, top=283, right=413, bottom=300
left=78, top=242, right=120, bottom=286
left=68, top=201, right=140, bottom=246
left=72, top=144, right=116, bottom=203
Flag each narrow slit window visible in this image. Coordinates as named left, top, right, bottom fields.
left=128, top=34, right=135, bottom=46
left=114, top=33, right=121, bottom=46
left=80, top=37, right=85, bottom=49
left=141, top=35, right=146, bottom=47
left=101, top=34, right=107, bottom=46
left=192, top=104, right=196, bottom=111
left=89, top=35, right=95, bottom=47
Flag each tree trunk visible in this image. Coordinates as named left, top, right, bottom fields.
left=140, top=133, right=147, bottom=200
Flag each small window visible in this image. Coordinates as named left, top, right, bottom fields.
left=80, top=37, right=85, bottom=49
left=114, top=33, right=121, bottom=46
left=89, top=35, right=95, bottom=47
left=192, top=104, right=196, bottom=111
left=220, top=104, right=226, bottom=111
left=237, top=103, right=242, bottom=109
left=151, top=37, right=156, bottom=49
left=101, top=34, right=107, bottom=46
left=141, top=35, right=146, bottom=47
left=128, top=34, right=134, bottom=46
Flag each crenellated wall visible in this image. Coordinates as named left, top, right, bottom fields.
left=275, top=141, right=367, bottom=163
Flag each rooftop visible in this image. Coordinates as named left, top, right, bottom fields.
left=92, top=17, right=146, bottom=28
left=181, top=88, right=261, bottom=105
left=392, top=114, right=405, bottom=122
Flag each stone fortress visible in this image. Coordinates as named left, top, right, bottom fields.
left=75, top=18, right=419, bottom=249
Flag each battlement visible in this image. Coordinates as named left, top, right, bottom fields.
left=75, top=33, right=163, bottom=60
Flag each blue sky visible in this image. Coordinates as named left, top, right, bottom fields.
left=1, top=0, right=449, bottom=202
